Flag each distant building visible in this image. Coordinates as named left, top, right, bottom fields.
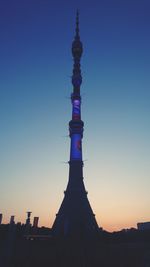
left=33, top=217, right=39, bottom=228
left=16, top=222, right=21, bottom=226
left=137, top=222, right=150, bottom=230
left=10, top=216, right=15, bottom=224
left=0, top=213, right=2, bottom=224
left=26, top=211, right=32, bottom=226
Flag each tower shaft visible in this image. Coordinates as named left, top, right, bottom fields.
left=52, top=12, right=98, bottom=238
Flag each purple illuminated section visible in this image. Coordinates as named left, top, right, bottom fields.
left=70, top=133, right=82, bottom=160
left=72, top=99, right=80, bottom=120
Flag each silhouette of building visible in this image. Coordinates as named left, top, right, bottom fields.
left=26, top=211, right=32, bottom=226
left=33, top=217, right=39, bottom=228
left=0, top=213, right=2, bottom=225
left=137, top=222, right=150, bottom=230
left=52, top=12, right=99, bottom=237
left=10, top=216, right=15, bottom=224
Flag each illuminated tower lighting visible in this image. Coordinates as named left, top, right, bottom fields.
left=52, top=11, right=99, bottom=237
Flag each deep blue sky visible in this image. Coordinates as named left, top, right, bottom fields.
left=0, top=0, right=150, bottom=231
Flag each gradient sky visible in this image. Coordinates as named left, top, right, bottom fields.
left=0, top=0, right=150, bottom=232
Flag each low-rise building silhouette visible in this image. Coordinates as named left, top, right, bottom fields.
left=33, top=217, right=39, bottom=228
left=0, top=213, right=2, bottom=225
left=137, top=222, right=150, bottom=230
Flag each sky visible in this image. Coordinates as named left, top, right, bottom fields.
left=0, top=0, right=150, bottom=232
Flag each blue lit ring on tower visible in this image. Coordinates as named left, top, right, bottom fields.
left=69, top=120, right=84, bottom=136
left=69, top=119, right=83, bottom=161
left=71, top=93, right=81, bottom=101
left=71, top=94, right=81, bottom=120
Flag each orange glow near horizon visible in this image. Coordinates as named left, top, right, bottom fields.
left=2, top=207, right=149, bottom=233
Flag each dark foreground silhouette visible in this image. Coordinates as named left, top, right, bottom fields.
left=0, top=224, right=150, bottom=267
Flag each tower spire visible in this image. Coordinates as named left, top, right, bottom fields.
left=75, top=10, right=79, bottom=38
left=52, top=13, right=98, bottom=238
left=72, top=10, right=83, bottom=94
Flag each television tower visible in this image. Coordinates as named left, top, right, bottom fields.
left=52, top=12, right=99, bottom=237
